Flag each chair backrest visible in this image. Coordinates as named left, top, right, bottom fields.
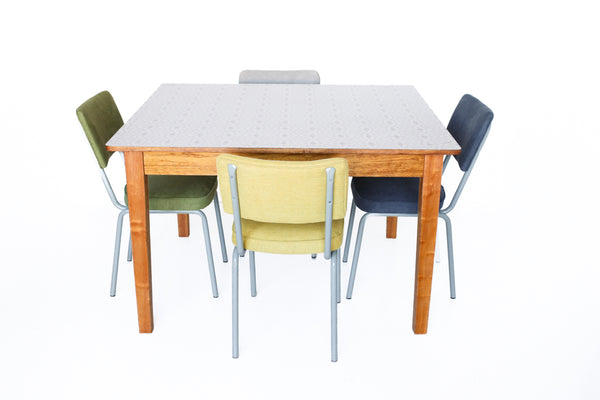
left=440, top=94, right=494, bottom=213
left=76, top=91, right=124, bottom=169
left=217, top=154, right=348, bottom=224
left=448, top=94, right=494, bottom=172
left=239, top=70, right=320, bottom=84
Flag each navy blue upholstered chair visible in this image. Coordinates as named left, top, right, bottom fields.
left=342, top=94, right=494, bottom=299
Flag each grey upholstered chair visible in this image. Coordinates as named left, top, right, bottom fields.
left=239, top=70, right=320, bottom=84
left=239, top=70, right=321, bottom=263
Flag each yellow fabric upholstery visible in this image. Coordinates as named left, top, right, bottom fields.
left=217, top=155, right=348, bottom=224
left=232, top=219, right=345, bottom=254
left=216, top=154, right=349, bottom=255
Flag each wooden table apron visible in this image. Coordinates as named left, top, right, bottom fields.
left=119, top=148, right=445, bottom=334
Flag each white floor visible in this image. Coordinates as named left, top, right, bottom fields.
left=2, top=173, right=599, bottom=399
left=2, top=1, right=600, bottom=398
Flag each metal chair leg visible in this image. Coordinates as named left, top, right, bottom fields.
left=440, top=213, right=456, bottom=299
left=232, top=248, right=240, bottom=358
left=346, top=213, right=369, bottom=299
left=110, top=209, right=129, bottom=297
left=196, top=211, right=219, bottom=298
left=249, top=250, right=257, bottom=297
left=213, top=193, right=228, bottom=263
left=342, top=200, right=356, bottom=262
left=330, top=249, right=338, bottom=362
left=336, top=248, right=341, bottom=303
left=435, top=227, right=441, bottom=264
left=127, top=233, right=132, bottom=262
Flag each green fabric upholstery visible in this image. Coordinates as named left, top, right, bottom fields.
left=232, top=219, right=345, bottom=254
left=76, top=91, right=123, bottom=169
left=217, top=154, right=348, bottom=224
left=125, top=175, right=218, bottom=211
left=76, top=90, right=220, bottom=212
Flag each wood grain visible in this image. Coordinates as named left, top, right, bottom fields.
left=144, top=151, right=426, bottom=177
left=177, top=214, right=190, bottom=237
left=124, top=151, right=154, bottom=333
left=386, top=217, right=398, bottom=238
left=412, top=154, right=444, bottom=334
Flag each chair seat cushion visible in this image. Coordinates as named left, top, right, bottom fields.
left=125, top=175, right=218, bottom=211
left=351, top=177, right=445, bottom=214
left=233, top=218, right=345, bottom=255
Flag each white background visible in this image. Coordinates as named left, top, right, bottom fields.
left=1, top=0, right=599, bottom=398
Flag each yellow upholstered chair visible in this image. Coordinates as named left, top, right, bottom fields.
left=217, top=154, right=348, bottom=362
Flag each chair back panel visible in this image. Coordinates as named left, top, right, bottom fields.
left=217, top=154, right=348, bottom=224
left=448, top=94, right=494, bottom=172
left=239, top=70, right=320, bottom=84
left=76, top=91, right=124, bottom=168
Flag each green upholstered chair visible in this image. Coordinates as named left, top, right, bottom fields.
left=217, top=154, right=348, bottom=362
left=76, top=91, right=228, bottom=298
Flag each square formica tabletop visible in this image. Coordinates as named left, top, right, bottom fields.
left=108, top=83, right=460, bottom=338
left=107, top=84, right=459, bottom=153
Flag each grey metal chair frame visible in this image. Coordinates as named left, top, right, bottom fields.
left=99, top=164, right=228, bottom=298
left=226, top=163, right=341, bottom=362
left=342, top=124, right=492, bottom=300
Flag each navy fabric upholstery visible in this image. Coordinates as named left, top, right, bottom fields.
left=351, top=177, right=445, bottom=214
left=449, top=94, right=494, bottom=172
left=351, top=94, right=492, bottom=215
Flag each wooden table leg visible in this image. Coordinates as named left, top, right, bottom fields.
left=413, top=155, right=443, bottom=334
left=386, top=217, right=397, bottom=238
left=124, top=151, right=154, bottom=333
left=177, top=214, right=190, bottom=237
